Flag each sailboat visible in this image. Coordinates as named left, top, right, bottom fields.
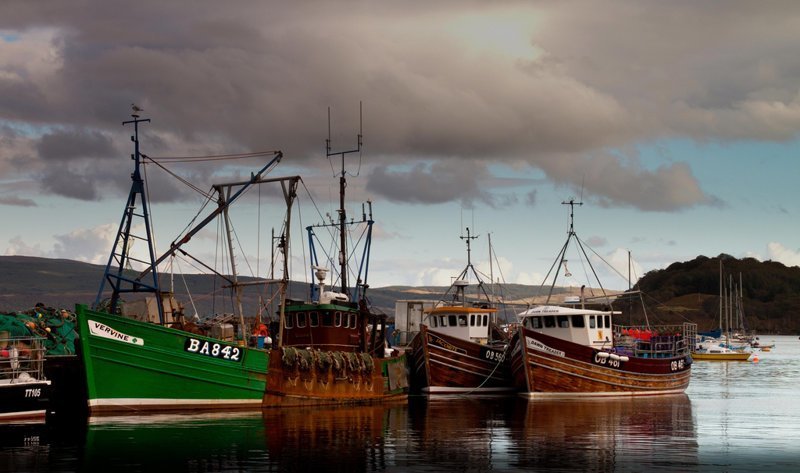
left=76, top=112, right=299, bottom=414
left=509, top=200, right=697, bottom=397
left=407, top=228, right=514, bottom=395
left=261, top=107, right=408, bottom=406
left=691, top=260, right=752, bottom=361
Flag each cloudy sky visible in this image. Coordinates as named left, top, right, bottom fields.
left=2, top=1, right=800, bottom=296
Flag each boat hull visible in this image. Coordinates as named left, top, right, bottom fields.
left=510, top=327, right=692, bottom=398
left=76, top=304, right=269, bottom=414
left=0, top=378, right=51, bottom=421
left=262, top=347, right=408, bottom=406
left=409, top=325, right=514, bottom=394
left=691, top=351, right=751, bottom=361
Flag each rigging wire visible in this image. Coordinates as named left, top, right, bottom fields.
left=174, top=256, right=200, bottom=319
left=147, top=150, right=281, bottom=162
left=141, top=158, right=159, bottom=271
left=141, top=154, right=214, bottom=199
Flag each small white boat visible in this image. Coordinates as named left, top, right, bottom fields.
left=0, top=336, right=51, bottom=421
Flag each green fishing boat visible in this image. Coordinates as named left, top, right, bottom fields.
left=78, top=109, right=299, bottom=414
left=77, top=303, right=268, bottom=413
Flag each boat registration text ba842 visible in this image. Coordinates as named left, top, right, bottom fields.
left=184, top=338, right=242, bottom=362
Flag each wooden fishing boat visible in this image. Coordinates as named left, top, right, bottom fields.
left=407, top=229, right=513, bottom=394
left=510, top=200, right=696, bottom=397
left=0, top=336, right=51, bottom=421
left=511, top=306, right=695, bottom=397
left=262, top=107, right=408, bottom=406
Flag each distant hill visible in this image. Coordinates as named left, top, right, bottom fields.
left=626, top=254, right=800, bottom=334
left=2, top=254, right=798, bottom=333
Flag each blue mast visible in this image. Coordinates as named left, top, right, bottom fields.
left=94, top=110, right=165, bottom=322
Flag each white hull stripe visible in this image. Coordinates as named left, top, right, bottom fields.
left=423, top=386, right=516, bottom=394
left=89, top=398, right=262, bottom=407
left=517, top=388, right=687, bottom=399
left=0, top=409, right=46, bottom=418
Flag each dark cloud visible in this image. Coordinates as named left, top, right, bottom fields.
left=39, top=165, right=101, bottom=200
left=366, top=160, right=496, bottom=207
left=1, top=1, right=799, bottom=208
left=539, top=152, right=720, bottom=212
left=37, top=128, right=115, bottom=161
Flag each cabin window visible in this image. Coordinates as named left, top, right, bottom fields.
left=557, top=315, right=569, bottom=328
left=285, top=314, right=294, bottom=329
left=334, top=311, right=342, bottom=327
left=571, top=315, right=585, bottom=328
left=470, top=314, right=475, bottom=326
left=297, top=312, right=307, bottom=328
left=604, top=315, right=610, bottom=328
left=448, top=315, right=457, bottom=327
left=321, top=311, right=333, bottom=327
left=438, top=315, right=445, bottom=327
left=483, top=315, right=488, bottom=326
left=346, top=313, right=354, bottom=328
left=589, top=315, right=596, bottom=328
left=459, top=315, right=467, bottom=326
left=543, top=316, right=556, bottom=328
left=309, top=311, right=319, bottom=327
left=431, top=316, right=438, bottom=328
left=531, top=316, right=542, bottom=329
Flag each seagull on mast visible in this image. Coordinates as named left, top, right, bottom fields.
left=131, top=103, right=143, bottom=117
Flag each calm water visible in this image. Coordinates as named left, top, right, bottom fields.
left=2, top=335, right=799, bottom=472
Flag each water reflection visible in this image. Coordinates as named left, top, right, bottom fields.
left=261, top=402, right=408, bottom=471
left=507, top=395, right=697, bottom=472
left=85, top=412, right=266, bottom=472
left=0, top=422, right=53, bottom=472
left=0, top=393, right=703, bottom=472
left=406, top=394, right=698, bottom=472
left=405, top=395, right=519, bottom=471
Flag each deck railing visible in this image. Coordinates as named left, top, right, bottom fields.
left=0, top=336, right=47, bottom=381
left=613, top=323, right=697, bottom=358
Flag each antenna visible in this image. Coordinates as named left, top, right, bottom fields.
left=562, top=197, right=583, bottom=236
left=325, top=102, right=363, bottom=295
left=460, top=226, right=479, bottom=268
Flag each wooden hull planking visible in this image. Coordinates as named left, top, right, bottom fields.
left=511, top=327, right=692, bottom=398
left=409, top=325, right=514, bottom=394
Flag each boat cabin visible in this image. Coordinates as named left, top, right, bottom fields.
left=281, top=296, right=363, bottom=352
left=425, top=305, right=498, bottom=345
left=517, top=305, right=619, bottom=349
left=280, top=267, right=364, bottom=352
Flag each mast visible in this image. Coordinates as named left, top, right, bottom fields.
left=719, top=259, right=723, bottom=332
left=277, top=177, right=299, bottom=349
left=325, top=102, right=363, bottom=297
left=94, top=111, right=165, bottom=322
left=488, top=232, right=495, bottom=302
left=220, top=186, right=245, bottom=337
left=440, top=227, right=492, bottom=305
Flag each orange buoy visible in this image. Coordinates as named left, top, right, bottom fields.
left=752, top=353, right=759, bottom=363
